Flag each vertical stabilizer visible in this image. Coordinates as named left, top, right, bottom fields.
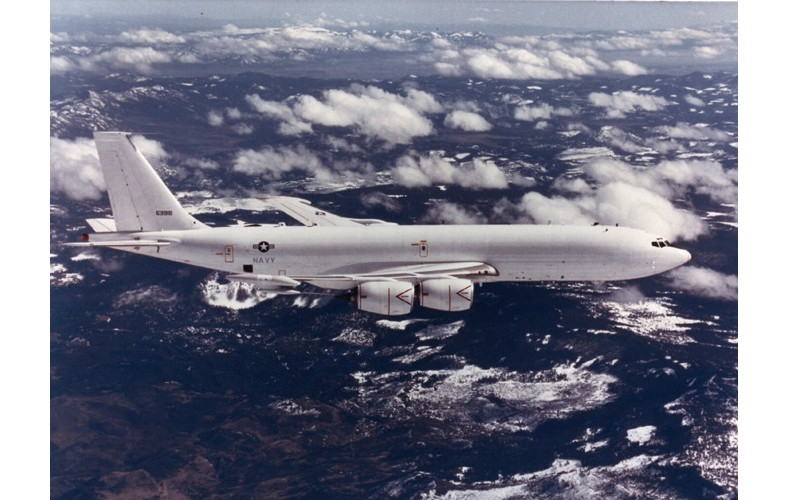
left=93, top=132, right=205, bottom=231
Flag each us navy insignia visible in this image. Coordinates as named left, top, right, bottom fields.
left=257, top=241, right=274, bottom=253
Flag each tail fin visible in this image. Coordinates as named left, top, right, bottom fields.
left=94, top=132, right=205, bottom=232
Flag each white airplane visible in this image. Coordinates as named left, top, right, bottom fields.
left=67, top=132, right=691, bottom=315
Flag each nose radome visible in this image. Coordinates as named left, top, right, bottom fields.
left=671, top=248, right=691, bottom=268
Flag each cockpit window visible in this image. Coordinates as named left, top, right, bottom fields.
left=651, top=238, right=671, bottom=248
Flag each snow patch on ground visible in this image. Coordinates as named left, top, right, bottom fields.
left=332, top=327, right=376, bottom=347
left=377, top=318, right=430, bottom=330
left=557, top=147, right=617, bottom=163
left=50, top=262, right=84, bottom=287
left=599, top=297, right=701, bottom=344
left=348, top=360, right=618, bottom=436
left=414, top=320, right=465, bottom=340
left=270, top=399, right=321, bottom=417
left=423, top=455, right=667, bottom=499
left=626, top=425, right=657, bottom=445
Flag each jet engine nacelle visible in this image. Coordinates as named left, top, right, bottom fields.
left=419, top=278, right=474, bottom=312
left=357, top=281, right=415, bottom=316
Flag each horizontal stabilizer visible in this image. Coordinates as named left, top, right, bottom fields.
left=64, top=239, right=174, bottom=248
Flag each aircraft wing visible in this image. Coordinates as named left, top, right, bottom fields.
left=297, top=261, right=499, bottom=288
left=259, top=196, right=397, bottom=227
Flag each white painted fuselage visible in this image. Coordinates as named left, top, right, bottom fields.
left=90, top=223, right=690, bottom=288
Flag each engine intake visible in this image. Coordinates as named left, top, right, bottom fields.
left=357, top=281, right=414, bottom=316
left=419, top=278, right=474, bottom=312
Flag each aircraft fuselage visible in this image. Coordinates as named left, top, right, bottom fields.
left=91, top=223, right=691, bottom=288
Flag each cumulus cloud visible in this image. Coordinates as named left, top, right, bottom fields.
left=232, top=145, right=373, bottom=184
left=50, top=23, right=317, bottom=75
left=609, top=60, right=648, bottom=76
left=245, top=94, right=313, bottom=135
left=50, top=137, right=105, bottom=200
left=184, top=157, right=219, bottom=170
left=652, top=122, right=729, bottom=142
left=553, top=177, right=592, bottom=194
left=190, top=24, right=410, bottom=63
left=448, top=48, right=564, bottom=80
left=360, top=192, right=401, bottom=213
left=584, top=158, right=738, bottom=204
left=520, top=183, right=705, bottom=241
left=248, top=85, right=442, bottom=145
left=233, top=145, right=329, bottom=179
left=311, top=13, right=370, bottom=29
left=684, top=94, right=706, bottom=107
left=129, top=135, right=169, bottom=166
left=428, top=34, right=651, bottom=80
left=90, top=47, right=173, bottom=74
left=51, top=46, right=176, bottom=75
left=517, top=156, right=737, bottom=241
left=514, top=102, right=573, bottom=122
left=207, top=110, right=224, bottom=127
left=422, top=202, right=488, bottom=225
left=444, top=110, right=492, bottom=131
left=665, top=266, right=738, bottom=301
left=694, top=46, right=723, bottom=59
left=119, top=28, right=186, bottom=45
left=50, top=56, right=75, bottom=75
left=588, top=91, right=671, bottom=118
left=231, top=123, right=255, bottom=135
left=593, top=25, right=737, bottom=62
left=596, top=126, right=648, bottom=153
left=392, top=154, right=509, bottom=189
left=548, top=51, right=596, bottom=76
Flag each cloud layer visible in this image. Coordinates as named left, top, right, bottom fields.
left=444, top=110, right=492, bottom=132
left=392, top=153, right=508, bottom=189
left=247, top=85, right=442, bottom=145
left=589, top=91, right=671, bottom=118
left=666, top=266, right=738, bottom=301
left=50, top=22, right=737, bottom=78
left=515, top=157, right=737, bottom=241
left=50, top=137, right=105, bottom=200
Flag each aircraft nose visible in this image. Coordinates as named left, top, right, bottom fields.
left=664, top=247, right=691, bottom=270
left=652, top=246, right=691, bottom=274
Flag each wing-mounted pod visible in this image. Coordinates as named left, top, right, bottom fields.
left=226, top=273, right=301, bottom=294
left=357, top=281, right=414, bottom=316
left=419, top=278, right=474, bottom=312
